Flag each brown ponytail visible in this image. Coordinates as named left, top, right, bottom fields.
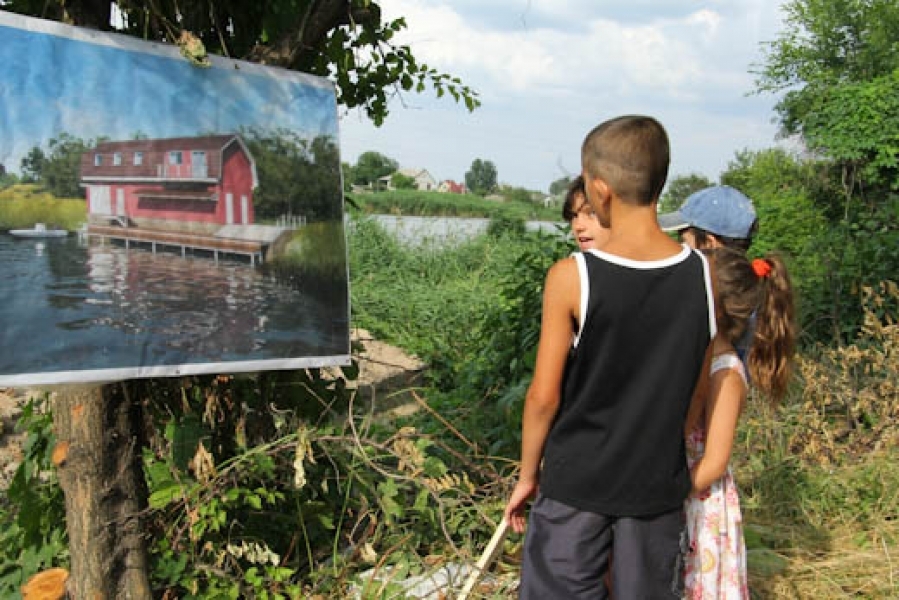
left=707, top=249, right=796, bottom=401
left=747, top=254, right=796, bottom=400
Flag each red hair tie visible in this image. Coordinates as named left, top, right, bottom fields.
left=752, top=258, right=772, bottom=279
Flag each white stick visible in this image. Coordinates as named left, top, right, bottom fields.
left=457, top=518, right=509, bottom=600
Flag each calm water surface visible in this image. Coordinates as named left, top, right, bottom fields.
left=0, top=234, right=349, bottom=384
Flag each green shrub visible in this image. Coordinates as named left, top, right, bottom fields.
left=2, top=211, right=896, bottom=598
left=347, top=189, right=558, bottom=221
left=0, top=395, right=68, bottom=597
left=0, top=184, right=86, bottom=231
left=265, top=220, right=348, bottom=289
left=486, top=215, right=526, bottom=238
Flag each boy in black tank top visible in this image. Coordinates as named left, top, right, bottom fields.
left=504, top=115, right=715, bottom=598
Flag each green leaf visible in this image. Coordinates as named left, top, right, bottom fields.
left=746, top=548, right=788, bottom=577
left=148, top=483, right=185, bottom=509
left=317, top=513, right=335, bottom=530
left=422, top=456, right=447, bottom=478
left=413, top=488, right=430, bottom=512
left=247, top=493, right=263, bottom=510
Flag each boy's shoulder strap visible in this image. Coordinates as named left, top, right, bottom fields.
left=572, top=252, right=588, bottom=347
left=692, top=248, right=717, bottom=340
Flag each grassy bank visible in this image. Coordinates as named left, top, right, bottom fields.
left=347, top=189, right=559, bottom=221
left=0, top=184, right=86, bottom=231
left=1, top=215, right=895, bottom=598
left=266, top=220, right=348, bottom=287
left=349, top=219, right=899, bottom=598
left=348, top=216, right=535, bottom=356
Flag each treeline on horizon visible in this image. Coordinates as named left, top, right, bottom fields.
left=1, top=127, right=344, bottom=222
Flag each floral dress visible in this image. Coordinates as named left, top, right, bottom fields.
left=683, top=353, right=750, bottom=599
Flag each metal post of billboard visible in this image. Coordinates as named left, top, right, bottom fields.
left=52, top=384, right=152, bottom=599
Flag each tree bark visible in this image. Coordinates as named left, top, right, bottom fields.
left=52, top=384, right=151, bottom=599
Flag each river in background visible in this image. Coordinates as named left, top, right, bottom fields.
left=0, top=234, right=349, bottom=384
left=363, top=215, right=567, bottom=246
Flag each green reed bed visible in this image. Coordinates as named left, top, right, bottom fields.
left=266, top=220, right=348, bottom=286
left=350, top=218, right=899, bottom=598
left=348, top=190, right=558, bottom=221
left=0, top=184, right=86, bottom=231
left=724, top=282, right=898, bottom=598
left=2, top=211, right=895, bottom=598
left=350, top=215, right=509, bottom=355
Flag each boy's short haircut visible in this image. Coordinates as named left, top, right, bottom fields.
left=562, top=175, right=586, bottom=221
left=581, top=115, right=670, bottom=205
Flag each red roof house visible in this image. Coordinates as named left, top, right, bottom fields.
left=80, top=134, right=258, bottom=232
left=438, top=179, right=467, bottom=194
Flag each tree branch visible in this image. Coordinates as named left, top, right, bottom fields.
left=247, top=0, right=381, bottom=69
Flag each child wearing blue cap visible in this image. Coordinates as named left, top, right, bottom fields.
left=659, top=185, right=760, bottom=368
left=658, top=185, right=758, bottom=251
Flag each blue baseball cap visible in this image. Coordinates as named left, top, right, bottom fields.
left=658, top=185, right=757, bottom=239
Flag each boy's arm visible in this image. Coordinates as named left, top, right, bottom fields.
left=684, top=345, right=712, bottom=436
left=690, top=367, right=746, bottom=493
left=505, top=258, right=579, bottom=534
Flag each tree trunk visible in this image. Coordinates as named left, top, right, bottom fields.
left=52, top=384, right=152, bottom=599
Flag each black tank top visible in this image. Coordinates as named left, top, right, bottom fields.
left=540, top=246, right=715, bottom=516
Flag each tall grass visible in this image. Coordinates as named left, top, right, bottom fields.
left=348, top=189, right=558, bottom=221
left=738, top=421, right=898, bottom=598
left=1, top=211, right=894, bottom=597
left=0, top=184, right=86, bottom=230
left=349, top=215, right=533, bottom=359
left=348, top=219, right=899, bottom=598
left=733, top=281, right=899, bottom=598
left=266, top=220, right=348, bottom=285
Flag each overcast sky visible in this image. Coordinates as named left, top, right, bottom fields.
left=338, top=0, right=793, bottom=193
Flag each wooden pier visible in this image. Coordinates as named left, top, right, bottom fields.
left=87, top=225, right=268, bottom=265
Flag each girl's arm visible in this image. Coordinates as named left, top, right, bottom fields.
left=504, top=258, right=579, bottom=534
left=690, top=365, right=746, bottom=493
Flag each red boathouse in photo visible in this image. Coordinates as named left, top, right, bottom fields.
left=80, top=134, right=258, bottom=233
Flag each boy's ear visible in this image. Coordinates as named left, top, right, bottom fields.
left=586, top=175, right=612, bottom=207
left=585, top=175, right=613, bottom=226
left=593, top=177, right=612, bottom=201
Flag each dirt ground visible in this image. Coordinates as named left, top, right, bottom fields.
left=0, top=328, right=424, bottom=489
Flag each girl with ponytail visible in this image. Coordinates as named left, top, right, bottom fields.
left=683, top=247, right=796, bottom=599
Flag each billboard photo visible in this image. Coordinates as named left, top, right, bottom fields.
left=0, top=11, right=350, bottom=386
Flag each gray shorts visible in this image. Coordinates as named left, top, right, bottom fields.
left=519, top=494, right=686, bottom=599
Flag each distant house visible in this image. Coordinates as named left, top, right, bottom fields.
left=438, top=179, right=467, bottom=194
left=379, top=167, right=438, bottom=191
left=80, top=134, right=258, bottom=233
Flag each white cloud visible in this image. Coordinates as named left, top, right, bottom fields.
left=383, top=2, right=750, bottom=100
left=340, top=0, right=791, bottom=191
left=380, top=2, right=559, bottom=92
left=685, top=8, right=722, bottom=36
